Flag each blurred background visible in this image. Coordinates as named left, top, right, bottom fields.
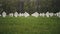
left=0, top=0, right=60, bottom=15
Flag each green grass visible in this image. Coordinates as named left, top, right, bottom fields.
left=0, top=16, right=60, bottom=34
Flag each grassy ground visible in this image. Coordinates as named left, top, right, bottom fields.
left=0, top=16, right=60, bottom=34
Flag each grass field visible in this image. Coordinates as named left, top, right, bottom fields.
left=0, top=16, right=60, bottom=34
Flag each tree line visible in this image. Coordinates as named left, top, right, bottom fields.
left=0, top=0, right=60, bottom=15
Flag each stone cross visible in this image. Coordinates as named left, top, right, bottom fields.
left=2, top=11, right=6, bottom=17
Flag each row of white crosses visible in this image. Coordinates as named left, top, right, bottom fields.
left=31, top=12, right=39, bottom=17
left=56, top=12, right=60, bottom=17
left=31, top=12, right=54, bottom=17
left=1, top=12, right=30, bottom=17
left=45, top=12, right=54, bottom=17
left=0, top=11, right=60, bottom=18
left=9, top=12, right=30, bottom=17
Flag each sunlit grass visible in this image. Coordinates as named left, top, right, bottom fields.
left=0, top=16, right=60, bottom=34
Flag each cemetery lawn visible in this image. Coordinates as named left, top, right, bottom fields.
left=0, top=16, right=60, bottom=34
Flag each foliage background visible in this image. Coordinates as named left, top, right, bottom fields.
left=0, top=0, right=60, bottom=14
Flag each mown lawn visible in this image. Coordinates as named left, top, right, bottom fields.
left=0, top=16, right=60, bottom=34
